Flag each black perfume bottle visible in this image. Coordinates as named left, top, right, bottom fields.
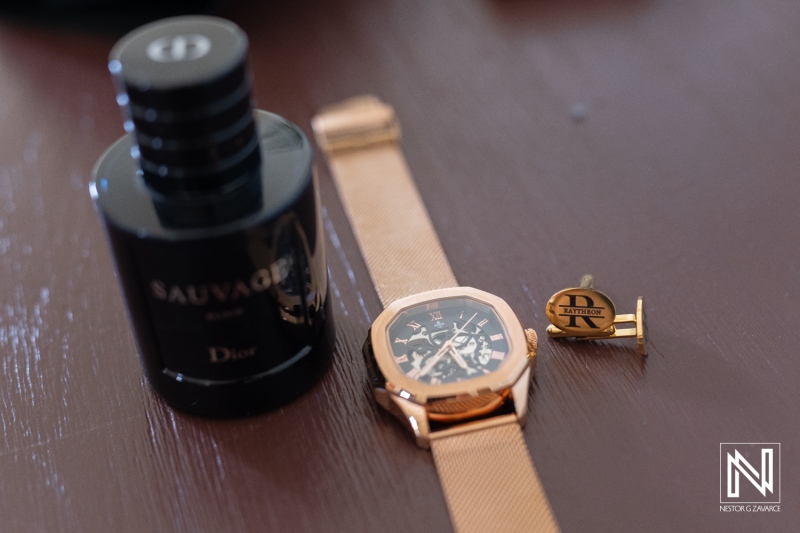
left=91, top=16, right=333, bottom=417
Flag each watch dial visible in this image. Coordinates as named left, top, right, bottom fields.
left=386, top=297, right=510, bottom=385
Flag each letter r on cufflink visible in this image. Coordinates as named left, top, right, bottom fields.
left=545, top=275, right=647, bottom=355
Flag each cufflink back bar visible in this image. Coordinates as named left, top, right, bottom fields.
left=546, top=275, right=647, bottom=355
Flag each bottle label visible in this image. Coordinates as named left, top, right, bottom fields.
left=134, top=211, right=326, bottom=382
left=147, top=263, right=286, bottom=307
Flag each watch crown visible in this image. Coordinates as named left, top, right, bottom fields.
left=524, top=328, right=538, bottom=360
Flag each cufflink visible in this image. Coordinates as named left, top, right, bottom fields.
left=545, top=274, right=647, bottom=355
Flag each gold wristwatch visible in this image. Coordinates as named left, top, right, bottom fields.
left=313, top=96, right=560, bottom=533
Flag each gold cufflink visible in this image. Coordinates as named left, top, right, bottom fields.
left=545, top=274, right=647, bottom=355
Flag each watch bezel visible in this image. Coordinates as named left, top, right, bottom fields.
left=370, top=286, right=530, bottom=404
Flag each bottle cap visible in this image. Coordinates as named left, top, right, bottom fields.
left=110, top=16, right=260, bottom=196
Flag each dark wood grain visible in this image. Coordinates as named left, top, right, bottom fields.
left=1, top=1, right=798, bottom=531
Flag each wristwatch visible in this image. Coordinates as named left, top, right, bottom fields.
left=312, top=96, right=560, bottom=533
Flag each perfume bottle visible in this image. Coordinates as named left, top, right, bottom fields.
left=90, top=16, right=333, bottom=417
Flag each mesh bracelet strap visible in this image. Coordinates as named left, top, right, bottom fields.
left=312, top=95, right=457, bottom=306
left=313, top=96, right=559, bottom=533
left=430, top=417, right=560, bottom=533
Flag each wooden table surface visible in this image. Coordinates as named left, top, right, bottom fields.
left=1, top=1, right=798, bottom=531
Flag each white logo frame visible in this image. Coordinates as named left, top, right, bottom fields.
left=720, top=443, right=781, bottom=504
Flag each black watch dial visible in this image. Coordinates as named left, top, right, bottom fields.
left=386, top=297, right=510, bottom=385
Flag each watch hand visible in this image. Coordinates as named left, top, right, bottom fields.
left=419, top=343, right=467, bottom=377
left=418, top=345, right=449, bottom=377
left=420, top=313, right=475, bottom=371
left=418, top=313, right=478, bottom=377
left=447, top=313, right=477, bottom=346
left=445, top=313, right=478, bottom=371
left=449, top=345, right=469, bottom=369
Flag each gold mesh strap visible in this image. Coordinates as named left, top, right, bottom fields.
left=312, top=95, right=457, bottom=307
left=430, top=420, right=561, bottom=533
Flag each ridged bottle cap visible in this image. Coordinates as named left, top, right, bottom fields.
left=110, top=16, right=260, bottom=196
